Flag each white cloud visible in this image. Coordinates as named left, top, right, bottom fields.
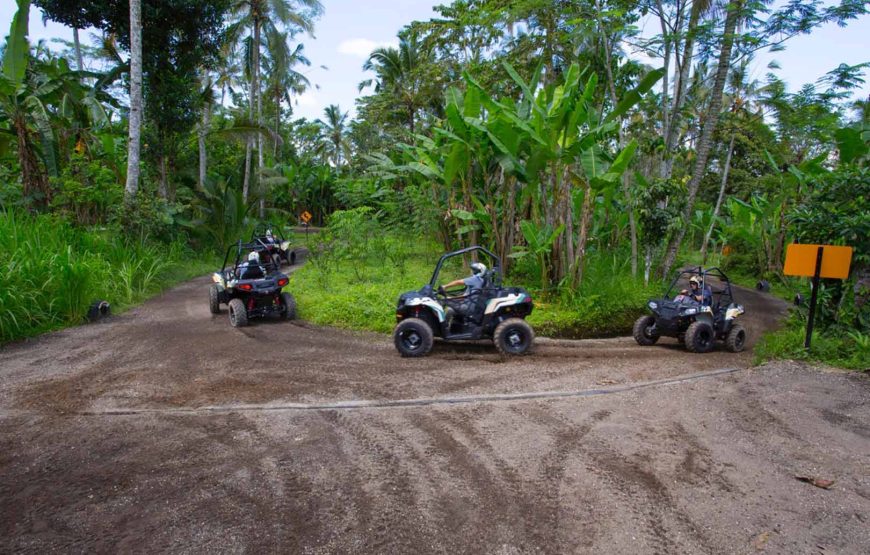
left=294, top=90, right=318, bottom=108
left=337, top=38, right=396, bottom=59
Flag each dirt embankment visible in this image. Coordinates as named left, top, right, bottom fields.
left=2, top=270, right=867, bottom=554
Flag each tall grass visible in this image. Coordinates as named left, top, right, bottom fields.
left=0, top=210, right=216, bottom=343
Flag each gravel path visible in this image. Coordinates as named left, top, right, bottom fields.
left=1, top=270, right=867, bottom=553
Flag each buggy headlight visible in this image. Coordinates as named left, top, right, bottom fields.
left=648, top=301, right=658, bottom=310
left=683, top=307, right=698, bottom=315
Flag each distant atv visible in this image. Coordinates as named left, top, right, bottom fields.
left=251, top=224, right=297, bottom=267
left=209, top=239, right=296, bottom=327
left=393, top=246, right=534, bottom=357
left=633, top=266, right=746, bottom=353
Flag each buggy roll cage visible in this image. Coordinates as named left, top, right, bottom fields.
left=250, top=223, right=286, bottom=243
left=428, top=246, right=503, bottom=289
left=220, top=238, right=280, bottom=277
left=664, top=266, right=735, bottom=304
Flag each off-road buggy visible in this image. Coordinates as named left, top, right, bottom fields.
left=633, top=266, right=746, bottom=353
left=393, top=246, right=534, bottom=357
left=209, top=239, right=297, bottom=327
left=250, top=224, right=297, bottom=267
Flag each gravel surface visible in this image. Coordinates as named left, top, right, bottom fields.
left=1, top=271, right=867, bottom=553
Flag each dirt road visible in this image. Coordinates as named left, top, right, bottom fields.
left=1, top=273, right=868, bottom=553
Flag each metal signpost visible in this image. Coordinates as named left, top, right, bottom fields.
left=783, top=244, right=853, bottom=349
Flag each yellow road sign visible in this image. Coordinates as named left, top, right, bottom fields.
left=783, top=244, right=853, bottom=280
left=300, top=211, right=312, bottom=224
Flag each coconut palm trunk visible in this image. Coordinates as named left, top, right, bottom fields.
left=198, top=100, right=211, bottom=189
left=660, top=0, right=742, bottom=277
left=701, top=133, right=735, bottom=263
left=254, top=22, right=266, bottom=218
left=73, top=27, right=84, bottom=72
left=124, top=0, right=143, bottom=200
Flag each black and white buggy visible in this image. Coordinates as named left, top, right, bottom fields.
left=393, top=246, right=534, bottom=357
left=633, top=266, right=747, bottom=353
left=250, top=223, right=297, bottom=268
left=209, top=239, right=297, bottom=327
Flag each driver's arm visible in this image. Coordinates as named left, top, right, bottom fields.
left=443, top=278, right=465, bottom=289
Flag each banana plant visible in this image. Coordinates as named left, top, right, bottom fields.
left=363, top=60, right=661, bottom=288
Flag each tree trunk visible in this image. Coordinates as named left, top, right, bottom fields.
left=15, top=117, right=50, bottom=205
left=243, top=142, right=252, bottom=202
left=574, top=180, right=594, bottom=287
left=124, top=0, right=143, bottom=201
left=254, top=22, right=265, bottom=218
left=594, top=1, right=638, bottom=277
left=198, top=100, right=211, bottom=189
left=656, top=0, right=671, bottom=162
left=644, top=245, right=652, bottom=287
left=660, top=1, right=741, bottom=278
left=701, top=133, right=735, bottom=263
left=661, top=0, right=702, bottom=180
left=274, top=97, right=280, bottom=159
left=158, top=154, right=168, bottom=199
left=73, top=27, right=84, bottom=72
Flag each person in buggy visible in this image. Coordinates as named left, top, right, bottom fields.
left=674, top=275, right=712, bottom=306
left=238, top=251, right=266, bottom=280
left=439, top=262, right=487, bottom=326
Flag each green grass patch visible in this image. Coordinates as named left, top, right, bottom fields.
left=0, top=210, right=218, bottom=343
left=290, top=227, right=661, bottom=338
left=754, top=317, right=870, bottom=371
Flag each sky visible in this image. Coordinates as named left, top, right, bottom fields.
left=1, top=0, right=868, bottom=122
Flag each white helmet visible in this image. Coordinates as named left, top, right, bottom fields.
left=248, top=251, right=260, bottom=263
left=471, top=262, right=486, bottom=276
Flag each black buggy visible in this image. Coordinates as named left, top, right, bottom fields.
left=393, top=246, right=534, bottom=357
left=633, top=266, right=747, bottom=353
left=250, top=223, right=297, bottom=267
left=209, top=239, right=297, bottom=327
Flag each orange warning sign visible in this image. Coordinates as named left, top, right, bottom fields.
left=300, top=211, right=312, bottom=224
left=783, top=244, right=852, bottom=279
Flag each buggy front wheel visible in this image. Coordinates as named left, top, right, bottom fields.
left=632, top=315, right=659, bottom=346
left=685, top=321, right=714, bottom=353
left=725, top=323, right=747, bottom=352
left=228, top=298, right=248, bottom=328
left=209, top=284, right=221, bottom=314
left=394, top=318, right=434, bottom=357
left=493, top=318, right=534, bottom=356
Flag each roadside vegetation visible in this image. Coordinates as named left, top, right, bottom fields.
left=1, top=0, right=867, bottom=369
left=0, top=210, right=217, bottom=342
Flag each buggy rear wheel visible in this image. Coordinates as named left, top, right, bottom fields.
left=632, top=315, right=659, bottom=346
left=393, top=318, right=434, bottom=357
left=493, top=318, right=534, bottom=356
left=209, top=285, right=221, bottom=314
left=228, top=298, right=248, bottom=328
left=685, top=321, right=714, bottom=353
left=725, top=323, right=747, bottom=352
left=281, top=292, right=297, bottom=320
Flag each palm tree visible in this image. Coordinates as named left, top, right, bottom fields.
left=263, top=31, right=311, bottom=158
left=125, top=0, right=143, bottom=200
left=661, top=0, right=745, bottom=277
left=230, top=0, right=322, bottom=202
left=318, top=104, right=349, bottom=167
left=359, top=31, right=435, bottom=135
left=700, top=57, right=761, bottom=262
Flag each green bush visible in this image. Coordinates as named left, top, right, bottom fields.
left=49, top=153, right=122, bottom=225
